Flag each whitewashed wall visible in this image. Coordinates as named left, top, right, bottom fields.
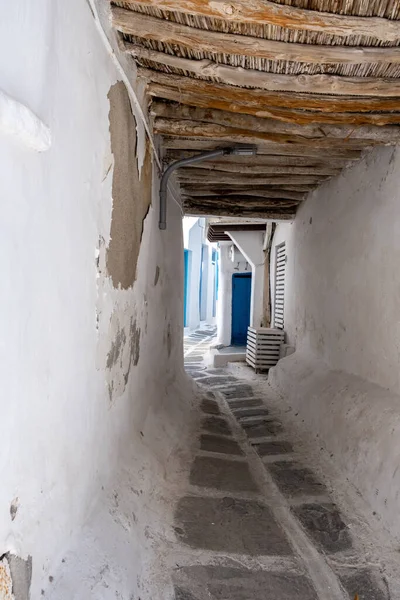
left=184, top=218, right=216, bottom=330
left=227, top=230, right=265, bottom=329
left=270, top=145, right=400, bottom=539
left=0, top=2, right=192, bottom=598
left=186, top=219, right=203, bottom=330
left=216, top=242, right=250, bottom=346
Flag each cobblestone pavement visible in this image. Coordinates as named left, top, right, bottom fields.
left=176, top=330, right=392, bottom=600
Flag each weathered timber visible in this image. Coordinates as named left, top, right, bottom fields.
left=180, top=188, right=306, bottom=200
left=129, top=43, right=400, bottom=97
left=177, top=171, right=330, bottom=185
left=180, top=183, right=318, bottom=191
left=142, top=70, right=400, bottom=116
left=119, top=0, right=400, bottom=43
left=165, top=151, right=354, bottom=167
left=162, top=138, right=363, bottom=159
left=142, top=76, right=400, bottom=125
left=154, top=118, right=377, bottom=148
left=178, top=163, right=340, bottom=175
left=184, top=204, right=295, bottom=220
left=153, top=102, right=400, bottom=143
left=112, top=7, right=400, bottom=65
left=184, top=196, right=300, bottom=208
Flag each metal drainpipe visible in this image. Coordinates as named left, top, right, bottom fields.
left=159, top=146, right=257, bottom=230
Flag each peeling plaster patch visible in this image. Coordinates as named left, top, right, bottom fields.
left=106, top=326, right=126, bottom=370
left=106, top=82, right=152, bottom=290
left=124, top=318, right=141, bottom=386
left=6, top=555, right=32, bottom=600
left=9, top=498, right=19, bottom=521
left=130, top=319, right=140, bottom=368
left=106, top=315, right=141, bottom=402
left=0, top=557, right=13, bottom=600
left=154, top=265, right=160, bottom=287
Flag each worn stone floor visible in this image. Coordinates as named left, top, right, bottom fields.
left=175, top=329, right=392, bottom=600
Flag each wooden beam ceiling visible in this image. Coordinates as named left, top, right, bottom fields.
left=178, top=163, right=340, bottom=176
left=116, top=0, right=400, bottom=42
left=143, top=71, right=400, bottom=126
left=110, top=0, right=400, bottom=220
left=128, top=43, right=400, bottom=97
left=153, top=118, right=383, bottom=149
left=180, top=189, right=307, bottom=201
left=185, top=204, right=296, bottom=220
left=161, top=139, right=364, bottom=160
left=153, top=103, right=400, bottom=144
left=176, top=170, right=329, bottom=185
left=164, top=151, right=356, bottom=168
left=112, top=7, right=400, bottom=65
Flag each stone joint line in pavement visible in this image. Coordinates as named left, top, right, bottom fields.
left=178, top=329, right=390, bottom=600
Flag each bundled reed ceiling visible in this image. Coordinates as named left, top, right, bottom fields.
left=110, top=0, right=400, bottom=220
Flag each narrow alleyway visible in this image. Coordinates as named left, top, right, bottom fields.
left=171, top=332, right=397, bottom=600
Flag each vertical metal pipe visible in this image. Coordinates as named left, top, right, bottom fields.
left=159, top=148, right=231, bottom=230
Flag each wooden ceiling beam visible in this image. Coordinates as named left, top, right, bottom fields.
left=165, top=150, right=354, bottom=167
left=143, top=79, right=400, bottom=126
left=180, top=182, right=318, bottom=190
left=153, top=102, right=400, bottom=143
left=184, top=196, right=300, bottom=208
left=177, top=170, right=330, bottom=185
left=117, top=0, right=400, bottom=43
left=142, top=69, right=400, bottom=115
left=112, top=7, right=400, bottom=65
left=154, top=118, right=378, bottom=148
left=181, top=189, right=307, bottom=200
left=162, top=138, right=363, bottom=159
left=178, top=163, right=340, bottom=176
left=184, top=204, right=295, bottom=220
left=129, top=43, right=400, bottom=97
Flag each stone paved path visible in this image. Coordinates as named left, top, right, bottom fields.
left=176, top=330, right=391, bottom=600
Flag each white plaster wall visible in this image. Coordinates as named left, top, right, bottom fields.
left=227, top=231, right=265, bottom=328
left=200, top=244, right=209, bottom=321
left=0, top=2, right=192, bottom=598
left=187, top=220, right=203, bottom=330
left=216, top=243, right=249, bottom=346
left=269, top=145, right=400, bottom=538
left=206, top=246, right=216, bottom=324
left=272, top=146, right=400, bottom=391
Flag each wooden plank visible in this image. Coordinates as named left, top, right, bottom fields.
left=246, top=343, right=283, bottom=352
left=129, top=43, right=400, bottom=97
left=154, top=118, right=378, bottom=148
left=112, top=6, right=400, bottom=65
left=165, top=150, right=355, bottom=167
left=181, top=184, right=317, bottom=193
left=144, top=71, right=400, bottom=116
left=185, top=197, right=299, bottom=208
left=154, top=102, right=400, bottom=143
left=178, top=171, right=329, bottom=184
left=178, top=163, right=341, bottom=176
left=141, top=70, right=400, bottom=125
left=184, top=204, right=295, bottom=219
left=184, top=193, right=300, bottom=203
left=162, top=139, right=363, bottom=159
left=181, top=189, right=306, bottom=200
left=184, top=197, right=300, bottom=209
left=119, top=0, right=400, bottom=42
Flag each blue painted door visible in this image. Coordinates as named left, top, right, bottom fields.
left=231, top=273, right=252, bottom=346
left=184, top=250, right=189, bottom=326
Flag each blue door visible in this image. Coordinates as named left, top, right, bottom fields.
left=231, top=273, right=252, bottom=346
